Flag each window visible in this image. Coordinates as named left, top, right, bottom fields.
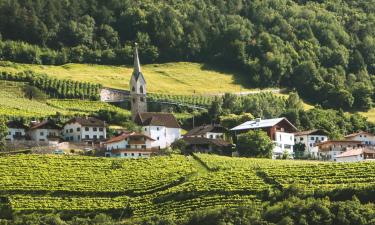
left=310, top=137, right=314, bottom=141
left=99, top=135, right=104, bottom=139
left=321, top=137, right=324, bottom=140
left=93, top=135, right=97, bottom=140
left=77, top=128, right=80, bottom=132
left=99, top=127, right=103, bottom=132
left=132, top=86, right=135, bottom=92
left=70, top=136, right=73, bottom=141
left=157, top=137, right=160, bottom=140
left=65, top=130, right=68, bottom=133
left=131, top=153, right=135, bottom=156
left=144, top=128, right=147, bottom=131
left=77, top=136, right=80, bottom=140
left=132, top=98, right=135, bottom=103
left=8, top=131, right=11, bottom=135
left=300, top=137, right=303, bottom=141
left=40, top=132, right=44, bottom=136
left=70, top=128, right=73, bottom=133
left=210, top=135, right=213, bottom=139
left=140, top=85, right=144, bottom=93
left=157, top=127, right=160, bottom=131
left=124, top=153, right=128, bottom=156
left=139, top=153, right=142, bottom=156
left=93, top=127, right=97, bottom=131
left=142, top=145, right=146, bottom=149
left=85, top=127, right=89, bottom=131
left=140, top=97, right=144, bottom=102
left=85, top=135, right=89, bottom=139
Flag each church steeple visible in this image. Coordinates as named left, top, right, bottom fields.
left=130, top=42, right=147, bottom=121
left=133, top=42, right=141, bottom=76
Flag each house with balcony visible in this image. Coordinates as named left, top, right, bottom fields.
left=335, top=147, right=375, bottom=162
left=6, top=121, right=29, bottom=142
left=104, top=132, right=156, bottom=158
left=294, top=129, right=329, bottom=158
left=316, top=140, right=362, bottom=161
left=231, top=117, right=297, bottom=158
left=28, top=120, right=61, bottom=143
left=63, top=117, right=107, bottom=145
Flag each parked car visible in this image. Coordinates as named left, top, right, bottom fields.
left=53, top=149, right=65, bottom=155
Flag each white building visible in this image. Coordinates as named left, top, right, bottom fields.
left=28, top=120, right=61, bottom=142
left=6, top=121, right=28, bottom=142
left=344, top=131, right=375, bottom=145
left=335, top=148, right=375, bottom=162
left=105, top=132, right=156, bottom=158
left=316, top=140, right=362, bottom=161
left=63, top=117, right=107, bottom=144
left=231, top=117, right=297, bottom=158
left=294, top=129, right=329, bottom=158
left=135, top=112, right=181, bottom=149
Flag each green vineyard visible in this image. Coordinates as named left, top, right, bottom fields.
left=0, top=154, right=374, bottom=220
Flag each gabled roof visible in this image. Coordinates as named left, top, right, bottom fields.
left=185, top=124, right=227, bottom=136
left=105, top=132, right=154, bottom=144
left=345, top=131, right=375, bottom=138
left=315, top=140, right=362, bottom=146
left=29, top=120, right=61, bottom=130
left=136, top=112, right=180, bottom=128
left=65, top=117, right=106, bottom=127
left=182, top=137, right=232, bottom=147
left=336, top=148, right=375, bottom=158
left=230, top=117, right=297, bottom=131
left=294, top=129, right=328, bottom=136
left=7, top=121, right=28, bottom=129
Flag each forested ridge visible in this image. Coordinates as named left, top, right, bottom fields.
left=0, top=0, right=374, bottom=110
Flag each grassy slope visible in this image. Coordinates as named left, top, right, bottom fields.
left=0, top=80, right=130, bottom=118
left=0, top=61, right=274, bottom=95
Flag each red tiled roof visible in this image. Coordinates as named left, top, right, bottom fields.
left=336, top=148, right=375, bottom=158
left=136, top=112, right=180, bottom=128
left=105, top=132, right=154, bottom=144
left=185, top=124, right=227, bottom=136
left=315, top=140, right=362, bottom=146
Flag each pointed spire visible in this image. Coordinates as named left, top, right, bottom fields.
left=133, top=42, right=141, bottom=75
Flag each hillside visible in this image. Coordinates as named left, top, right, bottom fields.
left=0, top=61, right=268, bottom=95
left=0, top=80, right=130, bottom=118
left=0, top=154, right=373, bottom=221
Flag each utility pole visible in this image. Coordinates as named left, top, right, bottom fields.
left=192, top=90, right=195, bottom=128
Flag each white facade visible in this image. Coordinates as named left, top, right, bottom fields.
left=105, top=136, right=154, bottom=159
left=273, top=132, right=294, bottom=158
left=335, top=154, right=364, bottom=162
left=345, top=133, right=375, bottom=145
left=142, top=126, right=180, bottom=149
left=63, top=122, right=106, bottom=143
left=28, top=129, right=60, bottom=142
left=6, top=128, right=26, bottom=142
left=295, top=134, right=328, bottom=157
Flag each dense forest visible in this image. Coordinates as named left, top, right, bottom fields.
left=0, top=0, right=374, bottom=110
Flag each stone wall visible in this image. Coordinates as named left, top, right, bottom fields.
left=100, top=88, right=130, bottom=102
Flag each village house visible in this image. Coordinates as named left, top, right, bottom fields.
left=105, top=132, right=156, bottom=158
left=335, top=147, right=375, bottom=162
left=5, top=121, right=28, bottom=142
left=294, top=129, right=329, bottom=158
left=182, top=124, right=232, bottom=154
left=344, top=131, right=375, bottom=145
left=28, top=120, right=61, bottom=143
left=316, top=140, right=362, bottom=161
left=135, top=112, right=181, bottom=149
left=63, top=117, right=107, bottom=144
left=231, top=117, right=297, bottom=158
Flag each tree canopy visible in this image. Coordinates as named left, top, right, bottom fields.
left=0, top=0, right=374, bottom=110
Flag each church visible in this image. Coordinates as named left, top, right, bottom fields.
left=130, top=43, right=181, bottom=149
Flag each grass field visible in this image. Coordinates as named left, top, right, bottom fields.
left=0, top=154, right=373, bottom=220
left=0, top=61, right=276, bottom=95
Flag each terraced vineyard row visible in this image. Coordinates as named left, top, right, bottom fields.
left=0, top=155, right=195, bottom=194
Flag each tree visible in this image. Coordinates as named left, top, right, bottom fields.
left=236, top=130, right=274, bottom=158
left=286, top=92, right=303, bottom=111
left=208, top=97, right=223, bottom=123
left=22, top=85, right=46, bottom=101
left=0, top=118, right=8, bottom=151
